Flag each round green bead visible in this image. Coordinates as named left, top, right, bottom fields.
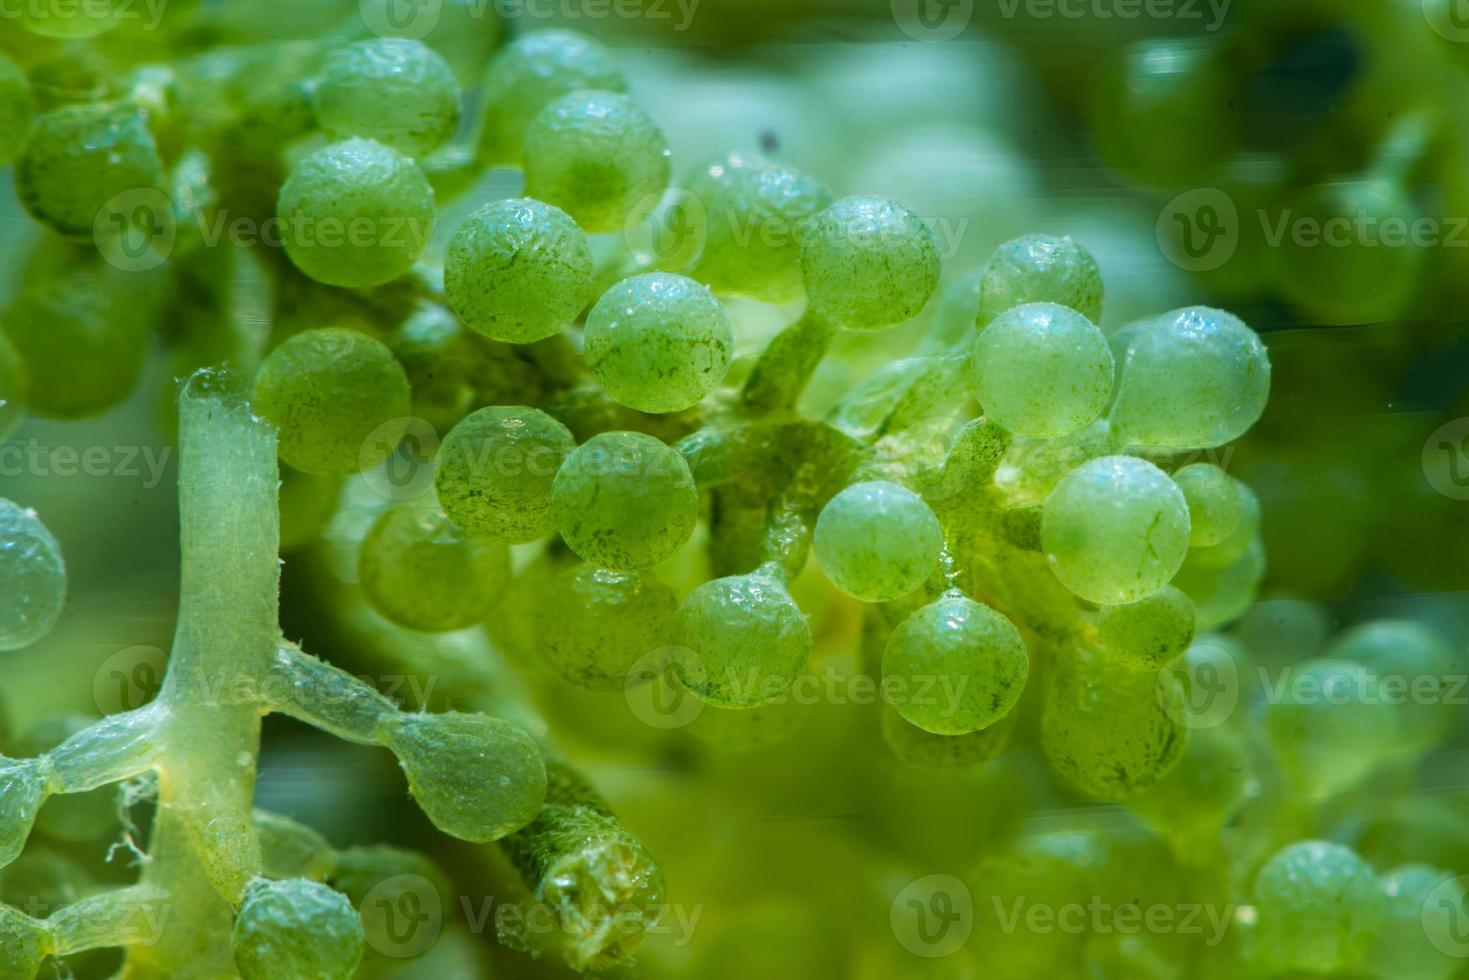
left=231, top=878, right=365, bottom=980
left=552, top=431, right=697, bottom=570
left=1367, top=865, right=1465, bottom=980
left=359, top=501, right=511, bottom=632
left=252, top=328, right=412, bottom=476
left=276, top=138, right=435, bottom=288
left=445, top=198, right=593, bottom=344
left=478, top=31, right=626, bottom=164
left=315, top=39, right=460, bottom=158
left=1096, top=585, right=1196, bottom=669
left=1253, top=841, right=1384, bottom=974
left=977, top=234, right=1103, bottom=324
left=675, top=569, right=811, bottom=708
left=17, top=104, right=163, bottom=238
left=1263, top=658, right=1400, bottom=798
left=584, top=273, right=733, bottom=414
left=1171, top=462, right=1244, bottom=547
left=523, top=90, right=670, bottom=233
left=538, top=564, right=677, bottom=690
left=0, top=501, right=66, bottom=653
left=1042, top=455, right=1191, bottom=606
left=813, top=481, right=943, bottom=603
left=1328, top=620, right=1461, bottom=753
left=971, top=301, right=1113, bottom=439
left=882, top=594, right=1029, bottom=736
left=436, top=406, right=576, bottom=544
left=800, top=196, right=941, bottom=330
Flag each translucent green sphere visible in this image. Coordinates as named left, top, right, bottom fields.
left=1095, top=585, right=1196, bottom=669
left=1171, top=462, right=1244, bottom=547
left=231, top=878, right=365, bottom=980
left=800, top=196, right=941, bottom=330
left=1253, top=841, right=1385, bottom=974
left=584, top=273, right=734, bottom=414
left=813, top=481, right=942, bottom=603
left=17, top=104, right=163, bottom=238
left=436, top=406, right=577, bottom=543
left=523, top=91, right=670, bottom=233
left=445, top=198, right=593, bottom=344
left=882, top=594, right=1029, bottom=736
left=1042, top=455, right=1191, bottom=605
left=276, top=138, right=435, bottom=288
left=971, top=302, right=1113, bottom=439
left=552, top=432, right=698, bottom=570
left=478, top=31, right=627, bottom=164
left=1111, top=307, right=1271, bottom=450
left=252, top=328, right=411, bottom=476
left=315, top=39, right=460, bottom=158
left=977, top=234, right=1103, bottom=324
left=539, top=564, right=677, bottom=690
left=675, top=569, right=811, bottom=708
left=0, top=501, right=67, bottom=652
left=359, top=502, right=511, bottom=632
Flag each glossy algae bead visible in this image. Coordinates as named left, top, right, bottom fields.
left=1327, top=620, right=1460, bottom=753
left=882, top=594, right=1029, bottom=736
left=17, top=104, right=163, bottom=237
left=880, top=704, right=1016, bottom=769
left=276, top=138, right=435, bottom=288
left=585, top=273, right=734, bottom=414
left=522, top=91, right=670, bottom=233
left=1111, top=306, right=1271, bottom=450
left=1263, top=658, right=1399, bottom=797
left=0, top=56, right=34, bottom=167
left=252, top=328, right=411, bottom=476
left=1366, top=865, right=1465, bottom=980
left=231, top=878, right=365, bottom=980
left=971, top=301, right=1113, bottom=439
left=1042, top=649, right=1189, bottom=800
left=1042, top=455, right=1191, bottom=606
left=380, top=711, right=547, bottom=842
left=813, top=481, right=942, bottom=603
left=359, top=501, right=511, bottom=632
left=436, top=406, right=576, bottom=543
left=686, top=154, right=834, bottom=302
left=1096, top=585, right=1196, bottom=669
left=675, top=567, right=811, bottom=709
left=478, top=31, right=627, bottom=164
left=315, top=39, right=459, bottom=158
left=1252, top=841, right=1384, bottom=974
left=1171, top=462, right=1243, bottom=547
left=445, top=198, right=593, bottom=344
left=552, top=432, right=697, bottom=570
left=0, top=501, right=66, bottom=652
left=538, top=564, right=677, bottom=690
left=800, top=196, right=941, bottom=330
left=977, top=234, right=1103, bottom=324
left=1128, top=724, right=1251, bottom=845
